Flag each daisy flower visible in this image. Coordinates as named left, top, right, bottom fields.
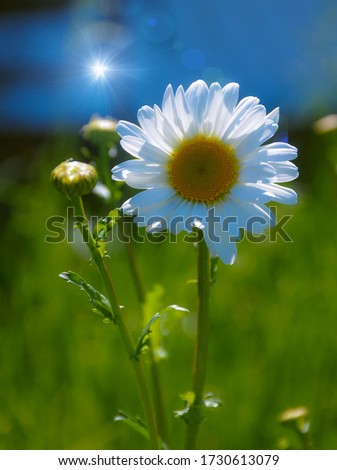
left=112, top=80, right=298, bottom=264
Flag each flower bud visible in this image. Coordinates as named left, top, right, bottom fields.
left=81, top=116, right=119, bottom=147
left=313, top=114, right=337, bottom=134
left=278, top=406, right=310, bottom=433
left=51, top=160, right=98, bottom=198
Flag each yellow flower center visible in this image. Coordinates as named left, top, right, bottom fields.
left=167, top=135, right=239, bottom=204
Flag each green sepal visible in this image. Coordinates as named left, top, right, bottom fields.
left=114, top=411, right=149, bottom=441
left=59, top=271, right=113, bottom=322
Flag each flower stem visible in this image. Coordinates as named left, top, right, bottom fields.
left=118, top=217, right=146, bottom=304
left=185, top=235, right=211, bottom=449
left=97, top=146, right=119, bottom=205
left=149, top=345, right=169, bottom=446
left=118, top=216, right=169, bottom=446
left=70, top=195, right=159, bottom=449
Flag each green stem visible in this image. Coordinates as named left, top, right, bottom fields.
left=118, top=216, right=169, bottom=446
left=94, top=144, right=168, bottom=446
left=118, top=218, right=146, bottom=304
left=96, top=145, right=124, bottom=207
left=149, top=345, right=169, bottom=446
left=97, top=147, right=115, bottom=196
left=70, top=195, right=159, bottom=449
left=185, top=235, right=211, bottom=450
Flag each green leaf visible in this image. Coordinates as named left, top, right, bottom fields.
left=132, top=312, right=161, bottom=359
left=141, top=285, right=165, bottom=357
left=59, top=271, right=113, bottom=322
left=174, top=391, right=202, bottom=426
left=174, top=391, right=221, bottom=424
left=141, top=285, right=189, bottom=360
left=159, top=304, right=189, bottom=337
left=93, top=209, right=120, bottom=254
left=114, top=411, right=149, bottom=441
left=179, top=391, right=195, bottom=405
left=174, top=391, right=194, bottom=423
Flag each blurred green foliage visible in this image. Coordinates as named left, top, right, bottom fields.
left=1, top=126, right=337, bottom=450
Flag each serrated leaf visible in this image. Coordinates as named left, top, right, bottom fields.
left=141, top=285, right=165, bottom=357
left=114, top=411, right=149, bottom=441
left=132, top=312, right=161, bottom=359
left=141, top=285, right=189, bottom=360
left=59, top=271, right=113, bottom=322
left=93, top=209, right=120, bottom=251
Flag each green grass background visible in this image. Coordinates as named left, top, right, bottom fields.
left=1, top=126, right=337, bottom=450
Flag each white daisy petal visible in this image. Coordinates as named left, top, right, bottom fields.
left=119, top=136, right=168, bottom=163
left=113, top=79, right=298, bottom=264
left=162, top=84, right=184, bottom=132
left=228, top=196, right=276, bottom=233
left=174, top=85, right=194, bottom=134
left=208, top=201, right=241, bottom=239
left=222, top=82, right=240, bottom=114
left=153, top=104, right=182, bottom=145
left=185, top=80, right=209, bottom=132
left=235, top=120, right=279, bottom=157
left=227, top=105, right=267, bottom=143
left=117, top=120, right=147, bottom=140
left=240, top=142, right=298, bottom=164
left=221, top=96, right=261, bottom=139
left=168, top=200, right=195, bottom=234
left=204, top=229, right=237, bottom=265
left=113, top=160, right=163, bottom=176
left=122, top=188, right=176, bottom=215
left=203, top=82, right=223, bottom=135
left=255, top=183, right=298, bottom=205
left=230, top=96, right=260, bottom=121
left=269, top=161, right=299, bottom=182
left=266, top=107, right=280, bottom=124
left=136, top=195, right=181, bottom=223
left=144, top=196, right=183, bottom=232
left=231, top=182, right=297, bottom=205
left=191, top=202, right=208, bottom=229
left=112, top=160, right=167, bottom=189
left=239, top=162, right=276, bottom=183
left=213, top=82, right=240, bottom=136
left=137, top=106, right=172, bottom=152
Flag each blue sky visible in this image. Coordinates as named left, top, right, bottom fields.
left=1, top=0, right=336, bottom=132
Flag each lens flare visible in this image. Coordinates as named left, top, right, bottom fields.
left=91, top=61, right=109, bottom=79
